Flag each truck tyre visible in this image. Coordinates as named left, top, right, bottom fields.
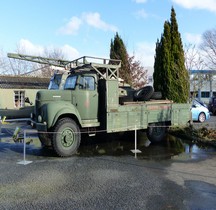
left=134, top=86, right=154, bottom=101
left=52, top=118, right=81, bottom=157
left=119, top=96, right=134, bottom=105
left=147, top=123, right=166, bottom=143
left=150, top=91, right=162, bottom=100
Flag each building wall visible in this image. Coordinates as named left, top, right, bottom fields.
left=0, top=89, right=41, bottom=109
left=190, top=79, right=216, bottom=104
left=147, top=68, right=216, bottom=104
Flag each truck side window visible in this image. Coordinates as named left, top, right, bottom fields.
left=79, top=76, right=95, bottom=90
left=64, top=76, right=77, bottom=90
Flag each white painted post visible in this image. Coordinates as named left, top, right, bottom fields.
left=130, top=125, right=141, bottom=158
left=17, top=130, right=32, bottom=165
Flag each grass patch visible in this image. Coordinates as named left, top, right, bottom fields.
left=169, top=125, right=216, bottom=147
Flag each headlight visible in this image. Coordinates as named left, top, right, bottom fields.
left=30, top=113, right=34, bottom=119
left=38, top=115, right=42, bottom=123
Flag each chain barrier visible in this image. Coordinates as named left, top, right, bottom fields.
left=1, top=119, right=215, bottom=165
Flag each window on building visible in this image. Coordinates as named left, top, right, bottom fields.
left=201, top=92, right=210, bottom=98
left=14, top=90, right=25, bottom=108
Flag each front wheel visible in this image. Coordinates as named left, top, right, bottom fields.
left=198, top=112, right=206, bottom=123
left=52, top=118, right=81, bottom=157
left=147, top=123, right=167, bottom=143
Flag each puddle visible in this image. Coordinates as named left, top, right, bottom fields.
left=0, top=124, right=216, bottom=161
left=77, top=131, right=216, bottom=161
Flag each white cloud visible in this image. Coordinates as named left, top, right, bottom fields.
left=133, top=42, right=155, bottom=67
left=18, top=39, right=44, bottom=55
left=184, top=33, right=202, bottom=45
left=58, top=17, right=83, bottom=35
left=135, top=9, right=149, bottom=19
left=61, top=45, right=79, bottom=60
left=58, top=12, right=118, bottom=35
left=172, top=0, right=216, bottom=12
left=17, top=39, right=79, bottom=61
left=133, top=0, right=147, bottom=3
left=82, top=12, right=118, bottom=32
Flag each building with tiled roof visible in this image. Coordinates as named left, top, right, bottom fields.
left=0, top=75, right=50, bottom=118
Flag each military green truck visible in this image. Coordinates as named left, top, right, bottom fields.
left=23, top=56, right=190, bottom=157
left=8, top=53, right=191, bottom=157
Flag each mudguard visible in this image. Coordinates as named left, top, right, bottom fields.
left=42, top=102, right=82, bottom=129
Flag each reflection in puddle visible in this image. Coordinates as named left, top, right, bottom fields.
left=1, top=128, right=216, bottom=160
left=183, top=142, right=216, bottom=160
left=77, top=131, right=216, bottom=161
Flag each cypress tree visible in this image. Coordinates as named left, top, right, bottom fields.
left=154, top=7, right=189, bottom=103
left=154, top=21, right=172, bottom=99
left=110, top=33, right=131, bottom=85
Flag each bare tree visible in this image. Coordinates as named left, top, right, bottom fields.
left=185, top=43, right=214, bottom=100
left=185, top=43, right=206, bottom=71
left=3, top=44, right=67, bottom=77
left=39, top=47, right=67, bottom=77
left=200, top=28, right=216, bottom=69
left=4, top=43, right=43, bottom=75
left=0, top=48, right=10, bottom=74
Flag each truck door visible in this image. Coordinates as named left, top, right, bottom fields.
left=75, top=75, right=98, bottom=120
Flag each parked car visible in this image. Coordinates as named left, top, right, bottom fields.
left=208, top=96, right=216, bottom=115
left=191, top=99, right=210, bottom=123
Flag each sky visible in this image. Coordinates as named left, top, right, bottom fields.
left=1, top=0, right=216, bottom=68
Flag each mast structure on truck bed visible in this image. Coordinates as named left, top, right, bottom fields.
left=7, top=53, right=71, bottom=69
left=7, top=54, right=121, bottom=80
left=68, top=56, right=121, bottom=81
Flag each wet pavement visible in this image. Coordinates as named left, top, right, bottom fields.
left=1, top=121, right=216, bottom=161
left=0, top=121, right=216, bottom=209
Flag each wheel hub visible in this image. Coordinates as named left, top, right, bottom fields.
left=61, top=129, right=74, bottom=147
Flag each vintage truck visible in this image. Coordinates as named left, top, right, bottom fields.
left=8, top=54, right=192, bottom=157
left=31, top=56, right=191, bottom=156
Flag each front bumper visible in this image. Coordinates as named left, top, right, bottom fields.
left=31, top=120, right=47, bottom=131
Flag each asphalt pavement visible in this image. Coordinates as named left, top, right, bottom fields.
left=0, top=120, right=216, bottom=210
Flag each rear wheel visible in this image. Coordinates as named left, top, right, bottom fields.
left=52, top=118, right=81, bottom=157
left=147, top=123, right=167, bottom=143
left=198, top=112, right=206, bottom=123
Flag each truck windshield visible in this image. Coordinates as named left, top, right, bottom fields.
left=64, top=75, right=77, bottom=90
left=48, top=74, right=62, bottom=90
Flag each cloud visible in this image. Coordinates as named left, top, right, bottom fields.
left=172, top=0, right=216, bottom=12
left=133, top=0, right=147, bottom=3
left=18, top=39, right=44, bottom=55
left=135, top=9, right=149, bottom=19
left=61, top=45, right=79, bottom=60
left=82, top=12, right=118, bottom=32
left=58, top=12, right=118, bottom=35
left=17, top=39, right=79, bottom=60
left=184, top=33, right=202, bottom=45
left=58, top=17, right=83, bottom=35
left=133, top=42, right=155, bottom=67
